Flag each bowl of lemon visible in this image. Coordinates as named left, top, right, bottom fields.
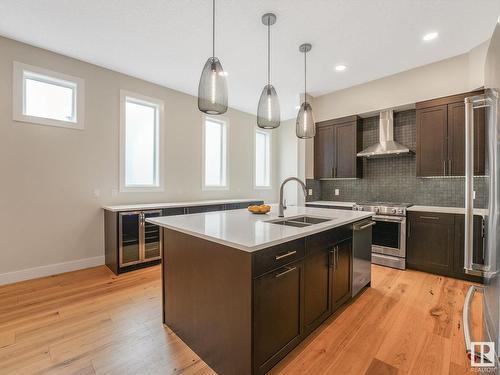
left=248, top=204, right=271, bottom=214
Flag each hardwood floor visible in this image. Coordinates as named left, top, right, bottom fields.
left=0, top=264, right=482, bottom=375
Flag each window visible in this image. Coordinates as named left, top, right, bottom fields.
left=255, top=130, right=271, bottom=188
left=120, top=91, right=164, bottom=192
left=13, top=62, right=85, bottom=129
left=203, top=117, right=228, bottom=189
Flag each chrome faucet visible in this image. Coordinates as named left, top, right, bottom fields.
left=278, top=177, right=308, bottom=217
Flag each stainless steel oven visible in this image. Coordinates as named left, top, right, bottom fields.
left=353, top=202, right=411, bottom=270
left=371, top=215, right=406, bottom=269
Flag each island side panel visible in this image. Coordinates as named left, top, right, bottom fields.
left=162, top=228, right=253, bottom=375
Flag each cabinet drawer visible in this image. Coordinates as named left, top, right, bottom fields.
left=305, top=225, right=352, bottom=254
left=409, top=212, right=454, bottom=225
left=252, top=239, right=305, bottom=277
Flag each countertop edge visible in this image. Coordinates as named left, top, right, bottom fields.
left=306, top=201, right=356, bottom=207
left=408, top=205, right=489, bottom=216
left=102, top=198, right=263, bottom=212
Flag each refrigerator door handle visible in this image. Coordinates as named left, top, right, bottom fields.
left=463, top=285, right=487, bottom=363
left=464, top=95, right=492, bottom=277
left=464, top=96, right=476, bottom=275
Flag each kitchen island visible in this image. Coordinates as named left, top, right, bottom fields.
left=147, top=205, right=373, bottom=375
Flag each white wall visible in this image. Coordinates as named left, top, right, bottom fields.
left=0, top=36, right=279, bottom=279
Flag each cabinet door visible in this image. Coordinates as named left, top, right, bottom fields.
left=416, top=105, right=448, bottom=177
left=453, top=215, right=485, bottom=282
left=304, top=247, right=331, bottom=333
left=186, top=204, right=225, bottom=214
left=334, top=121, right=357, bottom=178
left=253, top=260, right=303, bottom=374
left=406, top=212, right=454, bottom=275
left=143, top=211, right=162, bottom=261
left=314, top=125, right=335, bottom=179
left=119, top=212, right=141, bottom=266
left=448, top=102, right=486, bottom=176
left=332, top=239, right=352, bottom=312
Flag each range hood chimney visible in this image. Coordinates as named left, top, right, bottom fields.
left=357, top=110, right=411, bottom=157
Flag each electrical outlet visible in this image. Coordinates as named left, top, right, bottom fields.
left=308, top=189, right=313, bottom=196
left=473, top=190, right=476, bottom=200
left=111, top=189, right=118, bottom=197
left=335, top=189, right=340, bottom=196
left=93, top=189, right=100, bottom=198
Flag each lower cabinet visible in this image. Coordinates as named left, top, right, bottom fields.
left=253, top=226, right=354, bottom=374
left=253, top=260, right=304, bottom=375
left=332, top=239, right=352, bottom=311
left=406, top=211, right=484, bottom=283
left=105, top=200, right=263, bottom=275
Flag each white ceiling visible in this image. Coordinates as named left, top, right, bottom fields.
left=0, top=0, right=498, bottom=120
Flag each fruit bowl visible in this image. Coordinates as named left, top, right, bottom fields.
left=248, top=204, right=271, bottom=214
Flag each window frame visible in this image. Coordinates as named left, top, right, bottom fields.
left=254, top=128, right=272, bottom=189
left=202, top=115, right=229, bottom=190
left=119, top=90, right=165, bottom=193
left=13, top=61, right=85, bottom=130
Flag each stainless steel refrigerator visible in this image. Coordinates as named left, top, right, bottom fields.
left=463, top=21, right=500, bottom=370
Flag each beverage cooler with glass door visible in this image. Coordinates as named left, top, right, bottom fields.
left=118, top=210, right=162, bottom=269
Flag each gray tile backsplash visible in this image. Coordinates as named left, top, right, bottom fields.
left=308, top=110, right=489, bottom=208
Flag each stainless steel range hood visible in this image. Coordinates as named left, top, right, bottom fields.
left=357, top=110, right=411, bottom=157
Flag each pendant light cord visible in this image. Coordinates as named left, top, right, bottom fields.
left=212, top=0, right=215, bottom=59
left=267, top=19, right=270, bottom=85
left=304, top=50, right=307, bottom=103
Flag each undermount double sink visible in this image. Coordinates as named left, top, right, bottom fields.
left=267, top=215, right=333, bottom=228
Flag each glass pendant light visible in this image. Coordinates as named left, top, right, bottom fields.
left=257, top=13, right=280, bottom=129
left=198, top=0, right=228, bottom=115
left=296, top=43, right=316, bottom=139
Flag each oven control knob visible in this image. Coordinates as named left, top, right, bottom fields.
left=391, top=208, right=397, bottom=214
left=374, top=207, right=380, bottom=213
left=397, top=208, right=404, bottom=214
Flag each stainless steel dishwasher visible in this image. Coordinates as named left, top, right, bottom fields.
left=352, top=219, right=375, bottom=297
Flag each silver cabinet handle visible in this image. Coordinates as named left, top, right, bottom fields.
left=448, top=159, right=452, bottom=175
left=275, top=266, right=297, bottom=278
left=419, top=216, right=439, bottom=220
left=336, top=246, right=339, bottom=270
left=443, top=160, right=446, bottom=175
left=329, top=250, right=335, bottom=267
left=275, top=250, right=297, bottom=260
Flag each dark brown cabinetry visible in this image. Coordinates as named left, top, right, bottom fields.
left=162, top=222, right=368, bottom=375
left=253, top=260, right=304, bottom=375
left=416, top=90, right=485, bottom=177
left=332, top=239, right=352, bottom=311
left=314, top=115, right=362, bottom=179
left=406, top=211, right=484, bottom=283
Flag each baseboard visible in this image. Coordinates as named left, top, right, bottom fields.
left=0, top=255, right=105, bottom=286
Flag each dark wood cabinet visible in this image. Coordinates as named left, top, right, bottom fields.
left=304, top=246, right=331, bottom=334
left=314, top=124, right=335, bottom=179
left=253, top=260, right=304, bottom=375
left=314, top=116, right=362, bottom=179
left=407, top=211, right=484, bottom=283
left=332, top=239, right=352, bottom=311
left=416, top=90, right=485, bottom=177
left=407, top=212, right=454, bottom=275
left=416, top=105, right=448, bottom=177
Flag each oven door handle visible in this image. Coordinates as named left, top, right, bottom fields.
left=373, top=215, right=405, bottom=223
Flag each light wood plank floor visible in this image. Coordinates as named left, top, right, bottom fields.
left=0, top=264, right=482, bottom=375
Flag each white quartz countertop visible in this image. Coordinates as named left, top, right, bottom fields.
left=306, top=201, right=356, bottom=208
left=408, top=205, right=489, bottom=216
left=147, top=205, right=373, bottom=252
left=102, top=198, right=261, bottom=212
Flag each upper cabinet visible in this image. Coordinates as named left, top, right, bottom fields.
left=314, top=115, right=363, bottom=179
left=416, top=90, right=485, bottom=177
